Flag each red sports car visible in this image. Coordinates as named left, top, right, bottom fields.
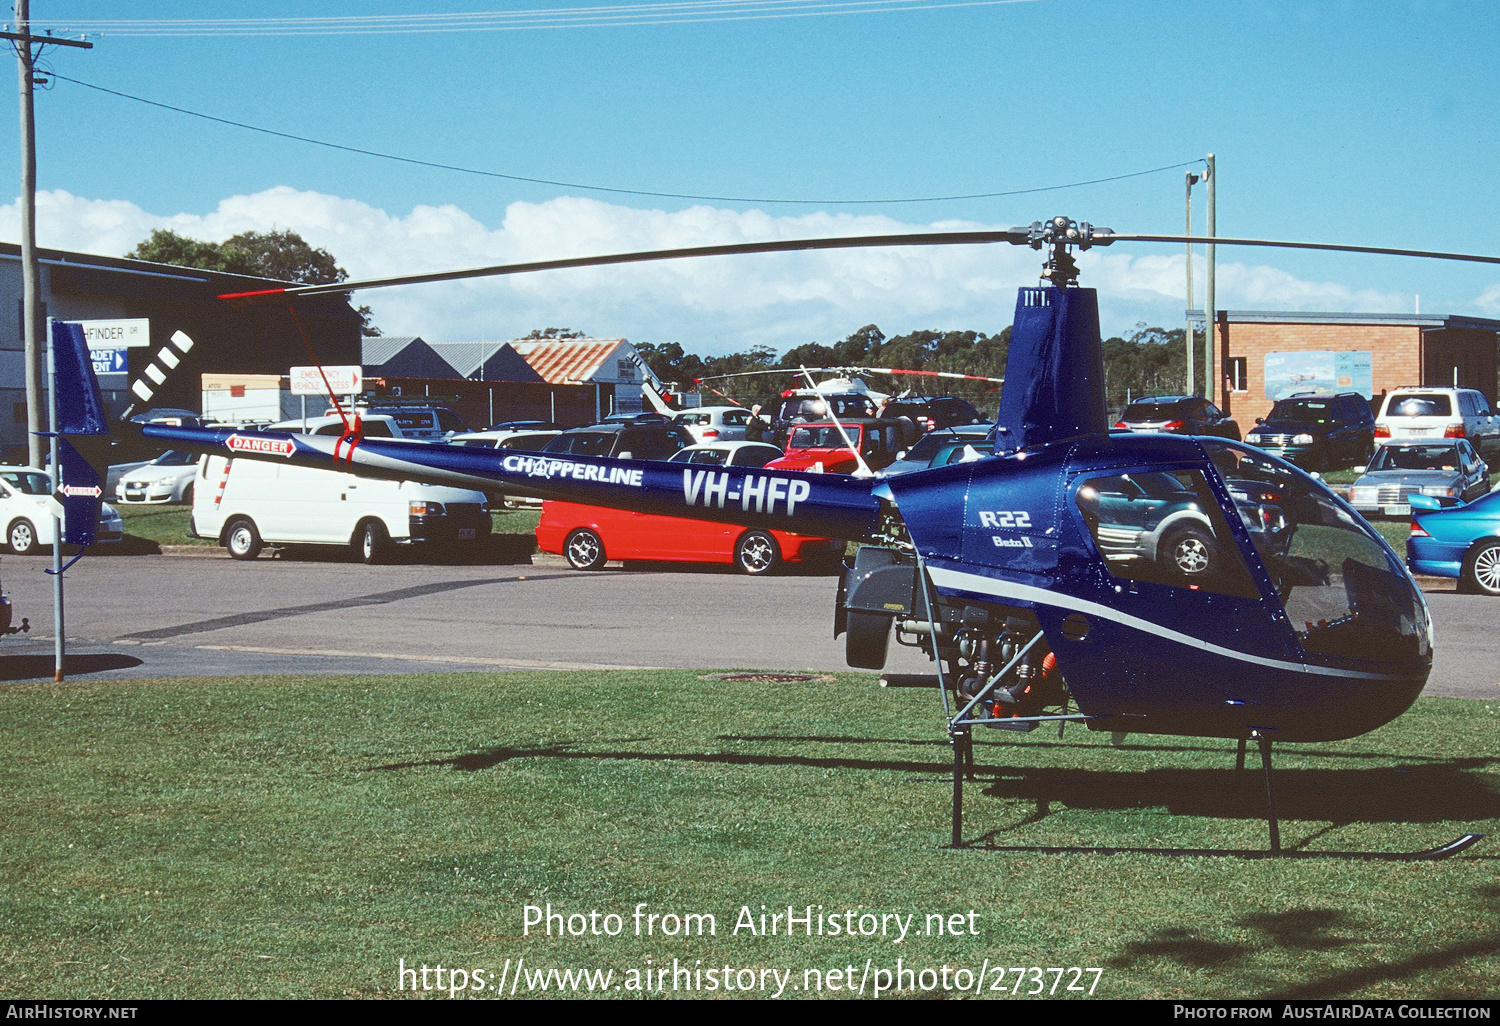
left=537, top=500, right=841, bottom=575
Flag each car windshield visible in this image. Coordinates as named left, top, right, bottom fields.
left=789, top=425, right=860, bottom=450
left=1368, top=445, right=1461, bottom=472
left=0, top=471, right=50, bottom=495
left=669, top=448, right=729, bottom=465
left=1121, top=401, right=1190, bottom=420
left=1387, top=394, right=1452, bottom=417
left=904, top=430, right=981, bottom=462
left=152, top=450, right=198, bottom=466
left=546, top=431, right=616, bottom=456
left=1268, top=400, right=1333, bottom=424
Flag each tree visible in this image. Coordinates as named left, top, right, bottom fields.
left=524, top=327, right=586, bottom=339
left=127, top=228, right=380, bottom=336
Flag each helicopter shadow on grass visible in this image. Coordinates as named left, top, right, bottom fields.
left=1100, top=886, right=1500, bottom=998
left=368, top=734, right=1500, bottom=832
left=970, top=758, right=1500, bottom=831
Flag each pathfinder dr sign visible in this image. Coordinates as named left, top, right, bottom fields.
left=290, top=365, right=362, bottom=396
left=77, top=318, right=150, bottom=350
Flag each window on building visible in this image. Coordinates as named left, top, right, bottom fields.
left=1227, top=357, right=1248, bottom=393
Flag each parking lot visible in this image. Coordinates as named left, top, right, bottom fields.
left=0, top=549, right=1492, bottom=699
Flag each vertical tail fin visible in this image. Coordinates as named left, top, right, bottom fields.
left=50, top=321, right=111, bottom=547
left=993, top=286, right=1106, bottom=452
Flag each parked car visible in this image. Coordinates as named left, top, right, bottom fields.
left=542, top=422, right=696, bottom=460
left=881, top=425, right=994, bottom=477
left=1407, top=489, right=1500, bottom=594
left=484, top=420, right=559, bottom=432
left=115, top=449, right=201, bottom=504
left=451, top=429, right=563, bottom=509
left=0, top=466, right=123, bottom=553
left=668, top=442, right=785, bottom=468
left=1375, top=387, right=1500, bottom=458
left=1113, top=395, right=1240, bottom=440
left=353, top=405, right=469, bottom=441
left=1348, top=440, right=1490, bottom=518
left=766, top=419, right=911, bottom=474
left=537, top=499, right=839, bottom=575
left=450, top=429, right=561, bottom=452
left=191, top=454, right=490, bottom=563
left=279, top=413, right=420, bottom=441
left=879, top=395, right=985, bottom=433
left=673, top=406, right=753, bottom=443
left=1243, top=392, right=1375, bottom=470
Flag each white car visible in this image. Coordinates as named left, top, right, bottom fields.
left=674, top=406, right=753, bottom=443
left=667, top=441, right=785, bottom=468
left=0, top=466, right=123, bottom=554
left=1376, top=387, right=1500, bottom=459
left=115, top=450, right=201, bottom=503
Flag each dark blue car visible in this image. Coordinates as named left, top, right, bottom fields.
left=1407, top=490, right=1500, bottom=594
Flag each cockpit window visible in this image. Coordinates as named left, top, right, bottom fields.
left=1204, top=442, right=1429, bottom=662
left=1075, top=469, right=1259, bottom=599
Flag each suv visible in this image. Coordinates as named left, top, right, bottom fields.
left=360, top=405, right=468, bottom=441
left=1114, top=396, right=1240, bottom=440
left=770, top=388, right=880, bottom=446
left=541, top=422, right=696, bottom=460
left=1375, top=387, right=1500, bottom=459
left=879, top=396, right=985, bottom=433
left=1243, top=392, right=1375, bottom=470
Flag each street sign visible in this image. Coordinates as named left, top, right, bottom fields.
left=77, top=318, right=150, bottom=349
left=90, top=347, right=128, bottom=375
left=290, top=365, right=362, bottom=396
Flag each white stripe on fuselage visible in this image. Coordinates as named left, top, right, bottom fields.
left=925, top=565, right=1409, bottom=681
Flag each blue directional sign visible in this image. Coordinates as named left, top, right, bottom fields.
left=90, top=347, right=128, bottom=376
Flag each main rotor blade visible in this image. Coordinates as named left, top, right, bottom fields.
left=1100, top=231, right=1500, bottom=266
left=220, top=228, right=1031, bottom=300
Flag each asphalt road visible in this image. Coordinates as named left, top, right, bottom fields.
left=0, top=549, right=1492, bottom=700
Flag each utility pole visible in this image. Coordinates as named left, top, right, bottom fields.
left=1204, top=153, right=1217, bottom=408
left=1185, top=169, right=1199, bottom=395
left=5, top=2, right=90, bottom=469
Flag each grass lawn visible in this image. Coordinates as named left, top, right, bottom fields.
left=0, top=671, right=1494, bottom=1000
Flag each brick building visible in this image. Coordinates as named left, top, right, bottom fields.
left=1211, top=311, right=1500, bottom=423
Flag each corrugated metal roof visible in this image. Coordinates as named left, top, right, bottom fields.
left=1190, top=309, right=1500, bottom=330
left=362, top=335, right=425, bottom=368
left=510, top=338, right=628, bottom=384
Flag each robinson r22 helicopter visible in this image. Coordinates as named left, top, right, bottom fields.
left=47, top=215, right=1492, bottom=859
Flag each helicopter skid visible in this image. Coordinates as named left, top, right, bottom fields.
left=964, top=834, right=1484, bottom=861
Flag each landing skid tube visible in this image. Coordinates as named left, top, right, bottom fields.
left=947, top=730, right=1485, bottom=861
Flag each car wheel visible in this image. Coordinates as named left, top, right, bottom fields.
left=179, top=481, right=193, bottom=505
left=1460, top=540, right=1500, bottom=597
left=354, top=519, right=388, bottom=564
left=563, top=528, right=606, bottom=571
left=7, top=518, right=38, bottom=555
left=225, top=517, right=262, bottom=560
left=1162, top=525, right=1216, bottom=577
left=734, top=530, right=781, bottom=575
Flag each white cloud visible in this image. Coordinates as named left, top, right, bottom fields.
left=0, top=187, right=1420, bottom=353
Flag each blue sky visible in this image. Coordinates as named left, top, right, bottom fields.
left=1, top=0, right=1497, bottom=353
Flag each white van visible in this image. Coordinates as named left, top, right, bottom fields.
left=191, top=416, right=491, bottom=562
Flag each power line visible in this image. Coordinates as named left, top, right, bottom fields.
left=33, top=0, right=1066, bottom=37
left=50, top=72, right=1203, bottom=206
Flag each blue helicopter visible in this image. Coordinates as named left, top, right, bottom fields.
left=46, top=216, right=1487, bottom=859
